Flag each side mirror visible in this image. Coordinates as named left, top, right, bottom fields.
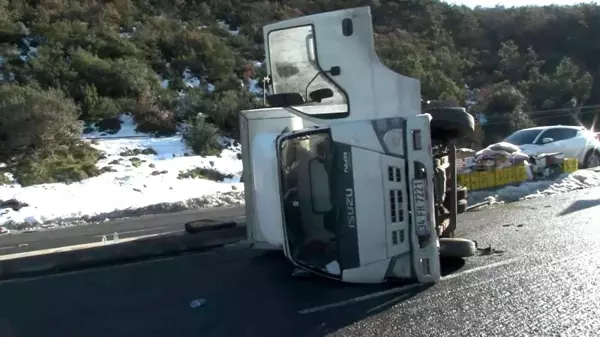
left=542, top=137, right=554, bottom=144
left=266, top=93, right=305, bottom=107
left=309, top=88, right=334, bottom=103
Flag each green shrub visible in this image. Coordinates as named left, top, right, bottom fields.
left=183, top=118, right=222, bottom=156
left=0, top=83, right=83, bottom=161
left=177, top=167, right=233, bottom=181
left=119, top=148, right=157, bottom=156
left=82, top=84, right=122, bottom=120
left=133, top=93, right=177, bottom=135
left=95, top=117, right=122, bottom=134
left=129, top=157, right=142, bottom=167
left=10, top=142, right=102, bottom=186
left=0, top=173, right=11, bottom=185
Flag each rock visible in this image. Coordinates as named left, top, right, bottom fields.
left=0, top=198, right=29, bottom=211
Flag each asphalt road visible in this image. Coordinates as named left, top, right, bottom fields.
left=1, top=186, right=600, bottom=336
left=0, top=206, right=245, bottom=255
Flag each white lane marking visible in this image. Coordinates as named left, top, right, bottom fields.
left=297, top=283, right=423, bottom=315
left=298, top=259, right=523, bottom=315
left=0, top=231, right=182, bottom=261
left=441, top=257, right=523, bottom=281
left=298, top=250, right=600, bottom=315
left=93, top=227, right=166, bottom=238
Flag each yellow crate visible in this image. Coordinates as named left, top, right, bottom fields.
left=506, top=167, right=517, bottom=184
left=470, top=172, right=481, bottom=190
left=484, top=171, right=495, bottom=188
left=458, top=173, right=471, bottom=190
left=563, top=158, right=578, bottom=173
left=515, top=164, right=528, bottom=182
left=495, top=169, right=506, bottom=187
left=479, top=171, right=490, bottom=189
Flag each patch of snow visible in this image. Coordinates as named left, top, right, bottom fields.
left=0, top=114, right=244, bottom=232
left=248, top=78, right=263, bottom=95
left=183, top=67, right=201, bottom=88
left=207, top=83, right=215, bottom=93
left=468, top=168, right=600, bottom=205
left=217, top=20, right=239, bottom=36
left=19, top=37, right=38, bottom=62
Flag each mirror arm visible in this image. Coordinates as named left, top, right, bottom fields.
left=304, top=72, right=322, bottom=99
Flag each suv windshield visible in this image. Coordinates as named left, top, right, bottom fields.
left=278, top=130, right=341, bottom=277
left=504, top=129, right=543, bottom=145
left=267, top=25, right=348, bottom=115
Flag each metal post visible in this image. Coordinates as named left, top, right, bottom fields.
left=262, top=76, right=270, bottom=106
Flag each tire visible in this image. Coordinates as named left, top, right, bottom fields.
left=184, top=219, right=237, bottom=234
left=583, top=149, right=600, bottom=169
left=426, top=107, right=475, bottom=140
left=457, top=199, right=468, bottom=214
left=439, top=238, right=477, bottom=258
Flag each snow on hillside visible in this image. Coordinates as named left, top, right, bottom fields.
left=0, top=115, right=244, bottom=232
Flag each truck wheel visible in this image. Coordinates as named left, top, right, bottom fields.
left=439, top=238, right=477, bottom=258
left=426, top=107, right=475, bottom=140
left=457, top=199, right=468, bottom=214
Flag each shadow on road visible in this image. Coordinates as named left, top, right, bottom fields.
left=558, top=199, right=600, bottom=216
left=0, top=248, right=439, bottom=337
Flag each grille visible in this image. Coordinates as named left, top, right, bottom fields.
left=388, top=166, right=402, bottom=182
left=389, top=189, right=404, bottom=223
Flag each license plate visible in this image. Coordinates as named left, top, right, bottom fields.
left=412, top=179, right=430, bottom=237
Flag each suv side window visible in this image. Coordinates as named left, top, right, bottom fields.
left=536, top=128, right=578, bottom=144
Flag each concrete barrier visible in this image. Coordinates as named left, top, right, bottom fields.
left=0, top=225, right=246, bottom=281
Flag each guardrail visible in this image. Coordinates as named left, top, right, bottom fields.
left=457, top=158, right=579, bottom=191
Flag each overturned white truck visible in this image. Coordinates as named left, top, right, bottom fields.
left=239, top=6, right=477, bottom=284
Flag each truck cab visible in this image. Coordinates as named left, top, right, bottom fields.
left=240, top=6, right=450, bottom=284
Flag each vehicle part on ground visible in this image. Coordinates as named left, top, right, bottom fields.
left=240, top=6, right=476, bottom=285
left=184, top=219, right=237, bottom=234
left=466, top=199, right=493, bottom=212
left=439, top=238, right=477, bottom=258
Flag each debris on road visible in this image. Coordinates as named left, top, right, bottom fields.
left=190, top=298, right=207, bottom=309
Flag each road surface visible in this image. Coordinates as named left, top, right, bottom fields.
left=0, top=206, right=245, bottom=255
left=0, top=187, right=599, bottom=336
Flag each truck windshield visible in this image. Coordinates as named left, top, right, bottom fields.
left=278, top=131, right=342, bottom=277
